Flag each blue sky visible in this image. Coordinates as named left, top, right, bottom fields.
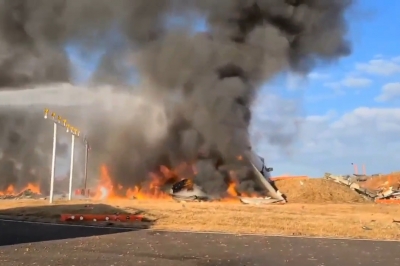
left=307, top=0, right=400, bottom=113
left=270, top=0, right=400, bottom=114
left=64, top=1, right=400, bottom=177
left=251, top=0, right=400, bottom=177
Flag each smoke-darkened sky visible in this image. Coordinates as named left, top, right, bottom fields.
left=0, top=0, right=354, bottom=195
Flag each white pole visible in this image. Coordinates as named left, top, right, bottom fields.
left=68, top=134, right=75, bottom=200
left=49, top=122, right=57, bottom=204
left=83, top=140, right=88, bottom=191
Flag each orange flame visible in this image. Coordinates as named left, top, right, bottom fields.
left=93, top=161, right=268, bottom=201
left=94, top=163, right=197, bottom=200
left=227, top=182, right=238, bottom=196
left=0, top=183, right=41, bottom=196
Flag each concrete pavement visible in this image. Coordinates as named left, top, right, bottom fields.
left=0, top=219, right=399, bottom=265
left=0, top=219, right=133, bottom=246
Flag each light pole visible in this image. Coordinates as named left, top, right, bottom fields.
left=68, top=133, right=75, bottom=200
left=83, top=137, right=89, bottom=192
left=44, top=108, right=82, bottom=203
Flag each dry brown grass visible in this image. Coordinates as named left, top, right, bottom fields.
left=1, top=198, right=400, bottom=240
left=0, top=178, right=397, bottom=239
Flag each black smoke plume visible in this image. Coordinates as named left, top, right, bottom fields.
left=0, top=0, right=353, bottom=196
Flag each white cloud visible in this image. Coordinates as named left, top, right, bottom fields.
left=323, top=76, right=372, bottom=90
left=356, top=58, right=400, bottom=76
left=286, top=73, right=306, bottom=90
left=252, top=106, right=400, bottom=177
left=375, top=82, right=400, bottom=102
left=341, top=77, right=372, bottom=88
left=304, top=93, right=340, bottom=103
left=323, top=82, right=341, bottom=89
left=286, top=71, right=330, bottom=91
left=308, top=72, right=330, bottom=80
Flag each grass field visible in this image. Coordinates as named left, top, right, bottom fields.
left=0, top=199, right=399, bottom=240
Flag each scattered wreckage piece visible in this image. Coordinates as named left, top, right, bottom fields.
left=376, top=187, right=397, bottom=199
left=0, top=189, right=44, bottom=200
left=324, top=173, right=353, bottom=186
left=375, top=187, right=400, bottom=203
left=168, top=149, right=287, bottom=205
left=249, top=163, right=286, bottom=203
left=324, top=173, right=400, bottom=203
left=243, top=150, right=287, bottom=202
left=169, top=177, right=285, bottom=205
left=170, top=179, right=212, bottom=202
left=239, top=197, right=283, bottom=205
left=325, top=173, right=376, bottom=199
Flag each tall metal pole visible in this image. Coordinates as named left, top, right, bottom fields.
left=44, top=108, right=84, bottom=201
left=68, top=134, right=75, bottom=200
left=49, top=122, right=57, bottom=204
left=84, top=140, right=89, bottom=191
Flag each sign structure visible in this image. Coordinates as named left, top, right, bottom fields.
left=44, top=108, right=86, bottom=203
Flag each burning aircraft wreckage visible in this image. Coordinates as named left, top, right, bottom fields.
left=0, top=0, right=353, bottom=205
left=92, top=149, right=287, bottom=205
left=170, top=150, right=286, bottom=204
left=0, top=123, right=285, bottom=204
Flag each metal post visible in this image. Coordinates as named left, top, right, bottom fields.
left=353, top=164, right=358, bottom=175
left=68, top=134, right=75, bottom=200
left=49, top=122, right=57, bottom=204
left=83, top=140, right=89, bottom=191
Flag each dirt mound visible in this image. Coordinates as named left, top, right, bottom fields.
left=275, top=178, right=367, bottom=203
left=361, top=174, right=400, bottom=191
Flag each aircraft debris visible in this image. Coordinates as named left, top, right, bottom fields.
left=0, top=189, right=44, bottom=200
left=325, top=173, right=400, bottom=202
left=170, top=179, right=212, bottom=202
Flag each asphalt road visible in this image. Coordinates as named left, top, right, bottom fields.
left=0, top=220, right=399, bottom=266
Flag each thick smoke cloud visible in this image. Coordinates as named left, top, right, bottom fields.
left=0, top=0, right=353, bottom=196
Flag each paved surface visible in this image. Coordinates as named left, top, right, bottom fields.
left=0, top=219, right=133, bottom=246
left=0, top=220, right=399, bottom=266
